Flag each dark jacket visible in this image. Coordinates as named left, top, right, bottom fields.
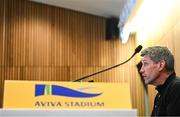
left=151, top=72, right=180, bottom=116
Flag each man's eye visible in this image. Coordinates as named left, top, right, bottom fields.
left=143, top=63, right=148, bottom=66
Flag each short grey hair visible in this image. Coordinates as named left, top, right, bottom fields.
left=141, top=46, right=174, bottom=72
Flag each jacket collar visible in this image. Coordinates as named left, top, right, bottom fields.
left=156, top=72, right=176, bottom=94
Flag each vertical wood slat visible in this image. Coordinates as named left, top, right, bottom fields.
left=0, top=0, right=145, bottom=115
left=0, top=0, right=5, bottom=108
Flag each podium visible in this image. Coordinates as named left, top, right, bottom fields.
left=1, top=80, right=137, bottom=116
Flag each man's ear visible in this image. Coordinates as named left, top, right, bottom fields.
left=159, top=60, right=166, bottom=71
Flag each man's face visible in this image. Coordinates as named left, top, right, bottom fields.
left=140, top=55, right=160, bottom=85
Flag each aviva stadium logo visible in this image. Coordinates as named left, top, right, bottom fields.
left=35, top=84, right=102, bottom=98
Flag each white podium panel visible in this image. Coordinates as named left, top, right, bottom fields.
left=0, top=109, right=137, bottom=117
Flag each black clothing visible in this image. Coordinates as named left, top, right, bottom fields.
left=151, top=72, right=180, bottom=116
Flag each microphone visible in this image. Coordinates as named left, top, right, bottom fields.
left=135, top=45, right=143, bottom=54
left=72, top=45, right=143, bottom=82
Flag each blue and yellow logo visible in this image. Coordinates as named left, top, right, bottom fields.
left=35, top=84, right=102, bottom=98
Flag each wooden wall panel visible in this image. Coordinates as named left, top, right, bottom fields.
left=174, top=21, right=180, bottom=75
left=0, top=0, right=145, bottom=115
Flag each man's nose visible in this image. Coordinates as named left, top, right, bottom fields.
left=140, top=67, right=144, bottom=73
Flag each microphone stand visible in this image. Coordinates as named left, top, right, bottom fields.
left=72, top=52, right=137, bottom=82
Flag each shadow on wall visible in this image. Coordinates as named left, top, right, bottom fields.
left=136, top=61, right=146, bottom=87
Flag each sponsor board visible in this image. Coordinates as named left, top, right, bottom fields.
left=3, top=80, right=132, bottom=109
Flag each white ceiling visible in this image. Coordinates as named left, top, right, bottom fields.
left=30, top=0, right=127, bottom=18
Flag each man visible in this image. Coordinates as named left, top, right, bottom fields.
left=140, top=46, right=180, bottom=116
